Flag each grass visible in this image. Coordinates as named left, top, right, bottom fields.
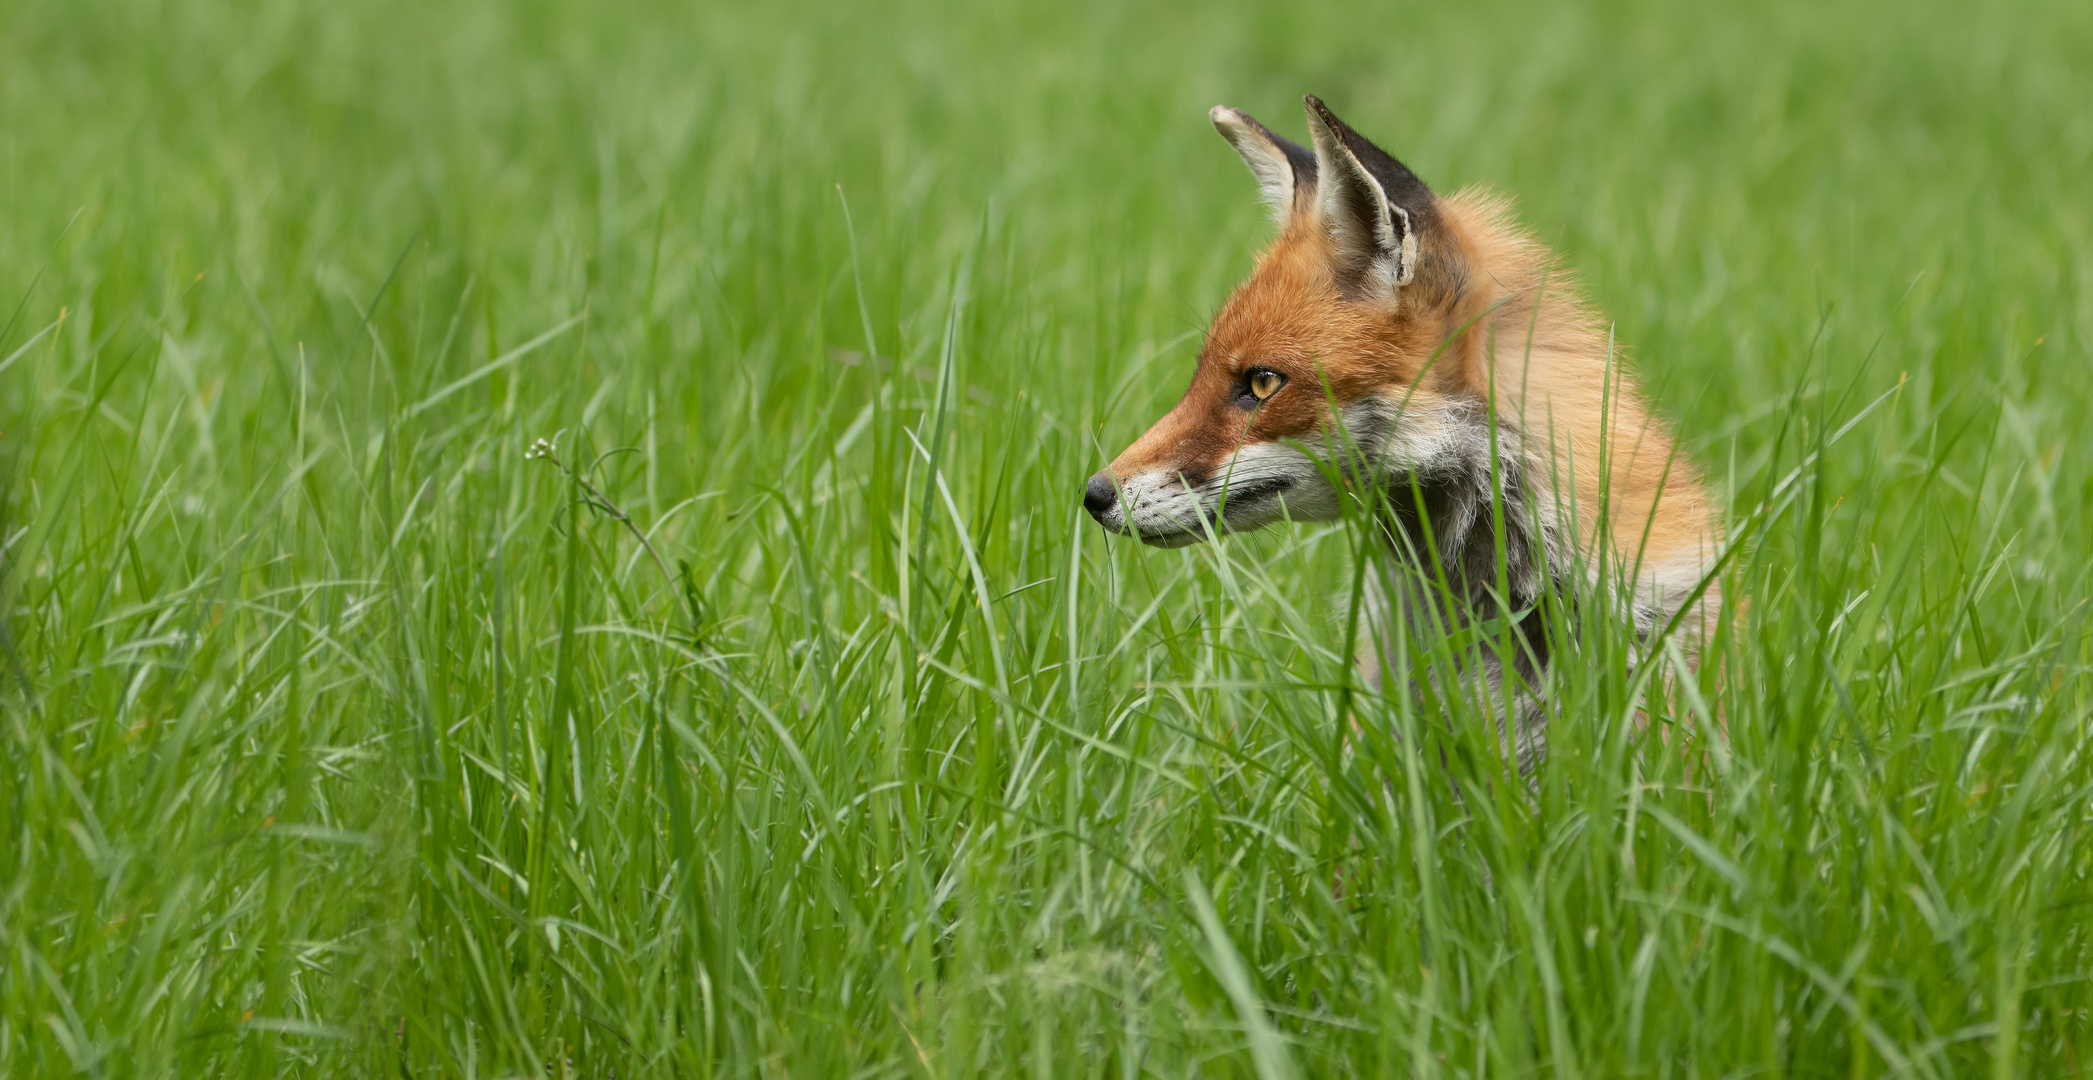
left=3, top=0, right=2091, bottom=1075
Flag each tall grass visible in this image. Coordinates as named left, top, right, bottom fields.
left=2, top=0, right=2089, bottom=1075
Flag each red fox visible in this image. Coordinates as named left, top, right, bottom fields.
left=1082, top=96, right=1722, bottom=768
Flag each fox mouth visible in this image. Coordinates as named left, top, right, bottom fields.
left=1095, top=475, right=1297, bottom=546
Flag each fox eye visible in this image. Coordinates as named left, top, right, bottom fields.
left=1248, top=369, right=1286, bottom=402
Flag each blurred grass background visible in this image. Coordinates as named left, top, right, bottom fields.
left=2, top=0, right=2090, bottom=1075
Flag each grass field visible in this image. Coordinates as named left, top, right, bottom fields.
left=4, top=0, right=2092, bottom=1075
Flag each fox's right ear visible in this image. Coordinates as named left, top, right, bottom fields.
left=1210, top=106, right=1318, bottom=226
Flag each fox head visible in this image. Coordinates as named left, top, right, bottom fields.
left=1084, top=95, right=1492, bottom=547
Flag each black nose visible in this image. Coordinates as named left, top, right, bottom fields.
left=1083, top=472, right=1117, bottom=517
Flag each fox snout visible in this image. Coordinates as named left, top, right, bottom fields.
left=1082, top=428, right=1352, bottom=547
left=1080, top=465, right=1217, bottom=549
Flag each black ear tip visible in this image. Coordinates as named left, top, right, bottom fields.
left=1303, top=94, right=1341, bottom=130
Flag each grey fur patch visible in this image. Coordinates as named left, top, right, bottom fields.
left=1335, top=394, right=1564, bottom=774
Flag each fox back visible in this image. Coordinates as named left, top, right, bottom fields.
left=1082, top=96, right=1722, bottom=763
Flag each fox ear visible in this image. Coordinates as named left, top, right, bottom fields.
left=1210, top=106, right=1317, bottom=226
left=1303, top=95, right=1436, bottom=298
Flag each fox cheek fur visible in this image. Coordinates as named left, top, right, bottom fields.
left=1083, top=96, right=1724, bottom=765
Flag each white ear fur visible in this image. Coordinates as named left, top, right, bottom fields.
left=1304, top=107, right=1417, bottom=292
left=1211, top=106, right=1300, bottom=225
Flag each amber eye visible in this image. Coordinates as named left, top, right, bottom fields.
left=1249, top=369, right=1286, bottom=402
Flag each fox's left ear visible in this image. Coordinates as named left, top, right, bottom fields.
left=1210, top=106, right=1317, bottom=226
left=1303, top=95, right=1439, bottom=300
